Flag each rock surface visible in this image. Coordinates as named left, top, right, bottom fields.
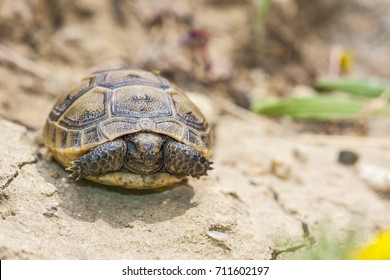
left=1, top=112, right=389, bottom=259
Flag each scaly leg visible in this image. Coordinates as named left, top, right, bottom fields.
left=67, top=138, right=126, bottom=180
left=163, top=141, right=212, bottom=179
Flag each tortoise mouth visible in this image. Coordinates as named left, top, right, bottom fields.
left=124, top=160, right=163, bottom=175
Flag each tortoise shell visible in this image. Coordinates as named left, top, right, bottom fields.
left=43, top=68, right=212, bottom=170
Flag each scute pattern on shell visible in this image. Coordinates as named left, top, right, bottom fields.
left=59, top=87, right=108, bottom=128
left=94, top=68, right=171, bottom=89
left=111, top=86, right=172, bottom=118
left=43, top=68, right=212, bottom=169
left=49, top=75, right=95, bottom=122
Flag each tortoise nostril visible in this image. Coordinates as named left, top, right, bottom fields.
left=146, top=151, right=153, bottom=157
left=140, top=146, right=147, bottom=153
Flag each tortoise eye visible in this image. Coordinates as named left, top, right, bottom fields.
left=127, top=142, right=137, bottom=153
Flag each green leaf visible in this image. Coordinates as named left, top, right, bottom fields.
left=315, top=78, right=390, bottom=98
left=251, top=96, right=365, bottom=120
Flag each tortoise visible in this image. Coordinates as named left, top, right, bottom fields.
left=42, top=68, right=213, bottom=189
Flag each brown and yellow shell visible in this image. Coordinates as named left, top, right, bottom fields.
left=43, top=68, right=212, bottom=170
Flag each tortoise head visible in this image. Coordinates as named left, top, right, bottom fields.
left=124, top=132, right=164, bottom=174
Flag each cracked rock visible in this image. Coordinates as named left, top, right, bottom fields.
left=0, top=114, right=389, bottom=260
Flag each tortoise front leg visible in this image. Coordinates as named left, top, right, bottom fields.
left=67, top=138, right=126, bottom=180
left=163, top=141, right=213, bottom=179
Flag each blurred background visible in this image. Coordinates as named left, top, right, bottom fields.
left=1, top=0, right=390, bottom=135
left=1, top=0, right=390, bottom=260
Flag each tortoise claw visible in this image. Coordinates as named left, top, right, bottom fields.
left=67, top=173, right=82, bottom=181
left=208, top=161, right=214, bottom=171
left=66, top=165, right=79, bottom=172
left=66, top=161, right=83, bottom=181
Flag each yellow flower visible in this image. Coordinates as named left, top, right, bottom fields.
left=355, top=230, right=390, bottom=260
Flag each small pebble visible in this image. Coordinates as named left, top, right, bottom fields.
left=338, top=150, right=359, bottom=166
left=270, top=160, right=291, bottom=179
left=358, top=164, right=390, bottom=192
left=40, top=183, right=57, bottom=197
left=43, top=206, right=58, bottom=218
left=206, top=230, right=228, bottom=241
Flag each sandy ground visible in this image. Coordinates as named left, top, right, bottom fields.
left=1, top=0, right=390, bottom=259
left=1, top=107, right=389, bottom=259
